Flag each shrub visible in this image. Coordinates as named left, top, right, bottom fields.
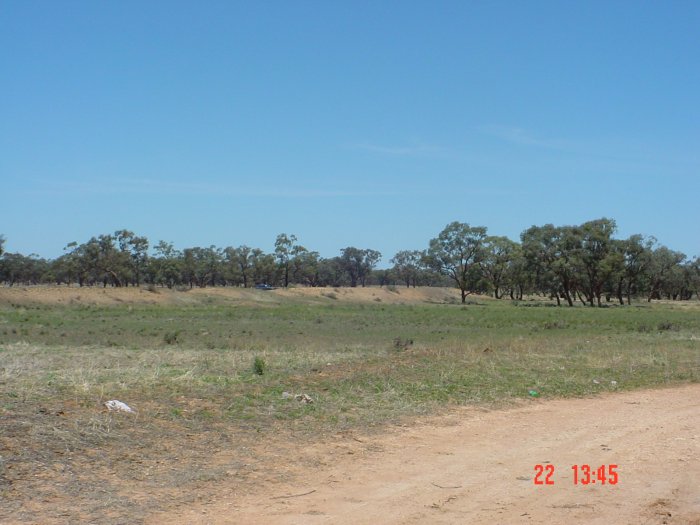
left=252, top=356, right=266, bottom=376
left=657, top=321, right=679, bottom=332
left=392, top=336, right=414, bottom=351
left=163, top=331, right=180, bottom=345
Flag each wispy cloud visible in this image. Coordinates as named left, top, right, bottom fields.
left=31, top=177, right=400, bottom=198
left=477, top=125, right=574, bottom=150
left=477, top=125, right=700, bottom=173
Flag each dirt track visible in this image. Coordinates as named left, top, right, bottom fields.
left=150, top=384, right=700, bottom=525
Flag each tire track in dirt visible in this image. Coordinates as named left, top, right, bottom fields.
left=149, top=384, right=700, bottom=525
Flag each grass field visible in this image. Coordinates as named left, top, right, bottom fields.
left=1, top=287, right=699, bottom=523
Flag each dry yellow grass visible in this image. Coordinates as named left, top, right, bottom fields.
left=0, top=284, right=473, bottom=307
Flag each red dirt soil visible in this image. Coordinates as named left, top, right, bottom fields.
left=148, top=384, right=700, bottom=525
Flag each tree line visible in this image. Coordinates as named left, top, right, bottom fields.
left=1, top=218, right=698, bottom=305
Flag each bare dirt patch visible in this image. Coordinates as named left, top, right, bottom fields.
left=147, top=384, right=700, bottom=525
left=278, top=285, right=470, bottom=305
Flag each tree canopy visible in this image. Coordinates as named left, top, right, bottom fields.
left=427, top=222, right=488, bottom=303
left=1, top=220, right=698, bottom=305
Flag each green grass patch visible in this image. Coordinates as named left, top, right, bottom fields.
left=1, top=298, right=698, bottom=427
left=1, top=296, right=698, bottom=523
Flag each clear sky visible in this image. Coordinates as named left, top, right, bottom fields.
left=2, top=1, right=698, bottom=263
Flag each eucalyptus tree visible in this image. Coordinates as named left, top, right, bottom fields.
left=427, top=222, right=488, bottom=303
left=251, top=249, right=278, bottom=285
left=654, top=256, right=697, bottom=300
left=318, top=257, right=348, bottom=287
left=521, top=224, right=582, bottom=306
left=114, top=230, right=149, bottom=286
left=479, top=236, right=519, bottom=299
left=612, top=235, right=654, bottom=304
left=339, top=247, right=382, bottom=287
left=292, top=249, right=321, bottom=286
left=390, top=250, right=424, bottom=288
left=687, top=257, right=700, bottom=300
left=60, top=242, right=89, bottom=286
left=224, top=245, right=256, bottom=288
left=665, top=261, right=691, bottom=300
left=503, top=247, right=529, bottom=300
left=152, top=241, right=182, bottom=288
left=360, top=249, right=382, bottom=287
left=0, top=253, right=48, bottom=285
left=222, top=247, right=242, bottom=286
left=645, top=246, right=686, bottom=301
left=59, top=231, right=154, bottom=287
left=574, top=218, right=617, bottom=306
left=275, top=233, right=303, bottom=288
left=62, top=234, right=126, bottom=286
left=182, top=246, right=223, bottom=288
left=50, top=253, right=78, bottom=285
left=338, top=247, right=363, bottom=287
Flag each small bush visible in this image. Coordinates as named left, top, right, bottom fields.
left=392, top=337, right=414, bottom=351
left=657, top=321, right=679, bottom=332
left=252, top=356, right=266, bottom=376
left=322, top=292, right=338, bottom=300
left=163, top=331, right=180, bottom=345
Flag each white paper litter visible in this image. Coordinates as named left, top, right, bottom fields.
left=281, top=392, right=314, bottom=404
left=104, top=400, right=134, bottom=413
left=294, top=393, right=314, bottom=404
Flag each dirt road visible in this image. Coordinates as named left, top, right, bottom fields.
left=149, top=384, right=700, bottom=525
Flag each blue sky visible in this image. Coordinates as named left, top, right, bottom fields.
left=1, top=1, right=698, bottom=263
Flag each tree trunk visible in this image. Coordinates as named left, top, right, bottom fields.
left=577, top=291, right=587, bottom=306
left=616, top=280, right=624, bottom=305
left=564, top=290, right=573, bottom=307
